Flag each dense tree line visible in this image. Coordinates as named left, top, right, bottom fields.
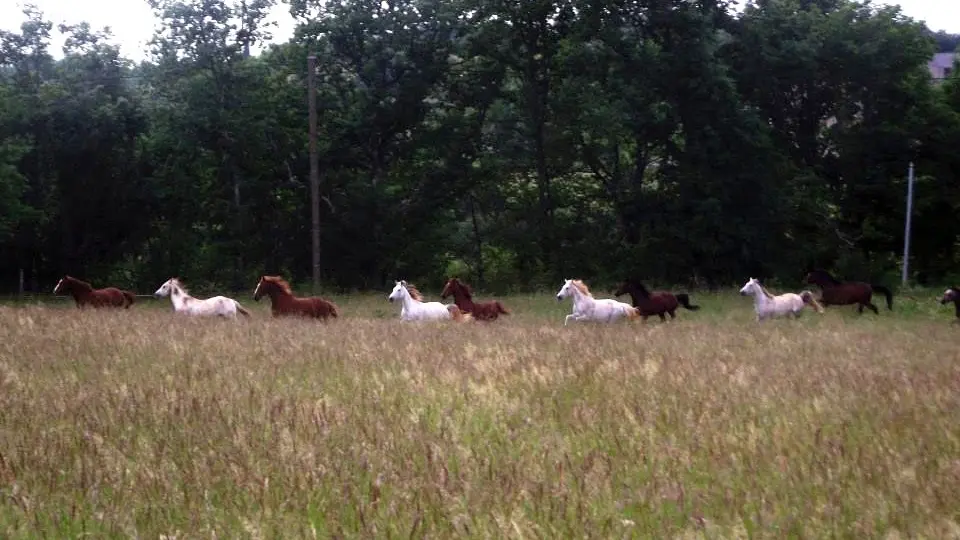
left=1, top=0, right=959, bottom=294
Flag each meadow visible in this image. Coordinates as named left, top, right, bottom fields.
left=1, top=288, right=959, bottom=538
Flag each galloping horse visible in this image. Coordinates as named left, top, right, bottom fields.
left=556, top=279, right=640, bottom=325
left=739, top=278, right=823, bottom=322
left=940, top=287, right=960, bottom=322
left=613, top=278, right=699, bottom=322
left=253, top=275, right=338, bottom=320
left=53, top=275, right=136, bottom=309
left=388, top=280, right=471, bottom=322
left=804, top=269, right=893, bottom=314
left=154, top=278, right=251, bottom=318
left=440, top=277, right=510, bottom=321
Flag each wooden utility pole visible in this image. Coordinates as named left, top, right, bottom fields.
left=902, top=161, right=915, bottom=285
left=307, top=54, right=321, bottom=291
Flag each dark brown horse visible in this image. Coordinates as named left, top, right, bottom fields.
left=613, top=278, right=700, bottom=321
left=253, top=275, right=339, bottom=320
left=940, top=287, right=960, bottom=322
left=804, top=270, right=893, bottom=314
left=53, top=275, right=136, bottom=309
left=439, top=277, right=510, bottom=321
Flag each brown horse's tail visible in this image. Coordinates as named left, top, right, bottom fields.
left=122, top=290, right=136, bottom=308
left=496, top=301, right=510, bottom=315
left=327, top=300, right=339, bottom=318
left=800, top=290, right=825, bottom=313
left=235, top=302, right=252, bottom=317
left=675, top=293, right=700, bottom=311
left=872, top=284, right=893, bottom=310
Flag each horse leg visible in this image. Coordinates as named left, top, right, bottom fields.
left=658, top=313, right=666, bottom=322
left=564, top=314, right=576, bottom=326
left=857, top=304, right=864, bottom=314
left=866, top=302, right=879, bottom=315
left=668, top=310, right=676, bottom=320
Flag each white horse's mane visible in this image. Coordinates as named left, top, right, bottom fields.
left=758, top=282, right=775, bottom=299
left=570, top=279, right=593, bottom=297
left=399, top=280, right=424, bottom=301
left=169, top=278, right=190, bottom=296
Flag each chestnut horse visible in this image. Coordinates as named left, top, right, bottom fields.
left=440, top=277, right=510, bottom=321
left=613, top=278, right=699, bottom=321
left=253, top=276, right=339, bottom=320
left=804, top=270, right=893, bottom=314
left=940, top=288, right=960, bottom=322
left=53, top=275, right=136, bottom=309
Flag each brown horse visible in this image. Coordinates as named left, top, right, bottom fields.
left=439, top=277, right=510, bottom=321
left=613, top=278, right=700, bottom=321
left=53, top=275, right=136, bottom=309
left=253, top=276, right=339, bottom=320
left=940, top=288, right=960, bottom=322
left=804, top=270, right=893, bottom=314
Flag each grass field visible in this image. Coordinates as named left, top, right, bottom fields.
left=1, top=289, right=960, bottom=538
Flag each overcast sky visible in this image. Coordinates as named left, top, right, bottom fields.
left=0, top=0, right=957, bottom=63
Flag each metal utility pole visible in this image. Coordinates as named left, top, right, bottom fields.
left=901, top=161, right=915, bottom=285
left=307, top=54, right=321, bottom=291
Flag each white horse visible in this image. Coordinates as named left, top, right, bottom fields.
left=154, top=278, right=251, bottom=318
left=556, top=279, right=640, bottom=325
left=387, top=280, right=469, bottom=322
left=739, top=277, right=822, bottom=321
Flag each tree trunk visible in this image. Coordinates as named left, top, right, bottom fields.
left=469, top=194, right=485, bottom=287
left=532, top=102, right=554, bottom=278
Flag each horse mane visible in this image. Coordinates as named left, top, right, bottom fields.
left=401, top=281, right=424, bottom=301
left=64, top=275, right=93, bottom=291
left=170, top=278, right=189, bottom=295
left=810, top=269, right=841, bottom=285
left=264, top=275, right=293, bottom=295
left=571, top=279, right=593, bottom=297
left=451, top=278, right=472, bottom=298
left=758, top=283, right=775, bottom=299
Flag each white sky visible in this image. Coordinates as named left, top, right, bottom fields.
left=0, top=0, right=297, bottom=62
left=0, top=0, right=957, bottom=63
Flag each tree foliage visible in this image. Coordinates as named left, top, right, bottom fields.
left=0, top=0, right=958, bottom=293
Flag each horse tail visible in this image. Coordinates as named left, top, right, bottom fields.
left=800, top=291, right=824, bottom=313
left=872, top=284, right=893, bottom=310
left=328, top=301, right=339, bottom=318
left=122, top=290, right=136, bottom=308
left=235, top=302, right=252, bottom=317
left=675, top=293, right=700, bottom=311
left=496, top=301, right=510, bottom=315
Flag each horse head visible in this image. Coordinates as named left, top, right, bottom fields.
left=612, top=281, right=628, bottom=297
left=556, top=279, right=575, bottom=302
left=739, top=278, right=760, bottom=296
left=440, top=277, right=457, bottom=300
left=154, top=277, right=177, bottom=298
left=388, top=281, right=405, bottom=303
left=253, top=276, right=267, bottom=301
left=941, top=288, right=960, bottom=305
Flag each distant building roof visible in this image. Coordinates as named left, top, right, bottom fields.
left=931, top=52, right=957, bottom=69
left=929, top=52, right=957, bottom=80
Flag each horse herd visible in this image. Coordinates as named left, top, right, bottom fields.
left=45, top=269, right=960, bottom=324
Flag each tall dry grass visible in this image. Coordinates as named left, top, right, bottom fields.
left=1, top=294, right=959, bottom=537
